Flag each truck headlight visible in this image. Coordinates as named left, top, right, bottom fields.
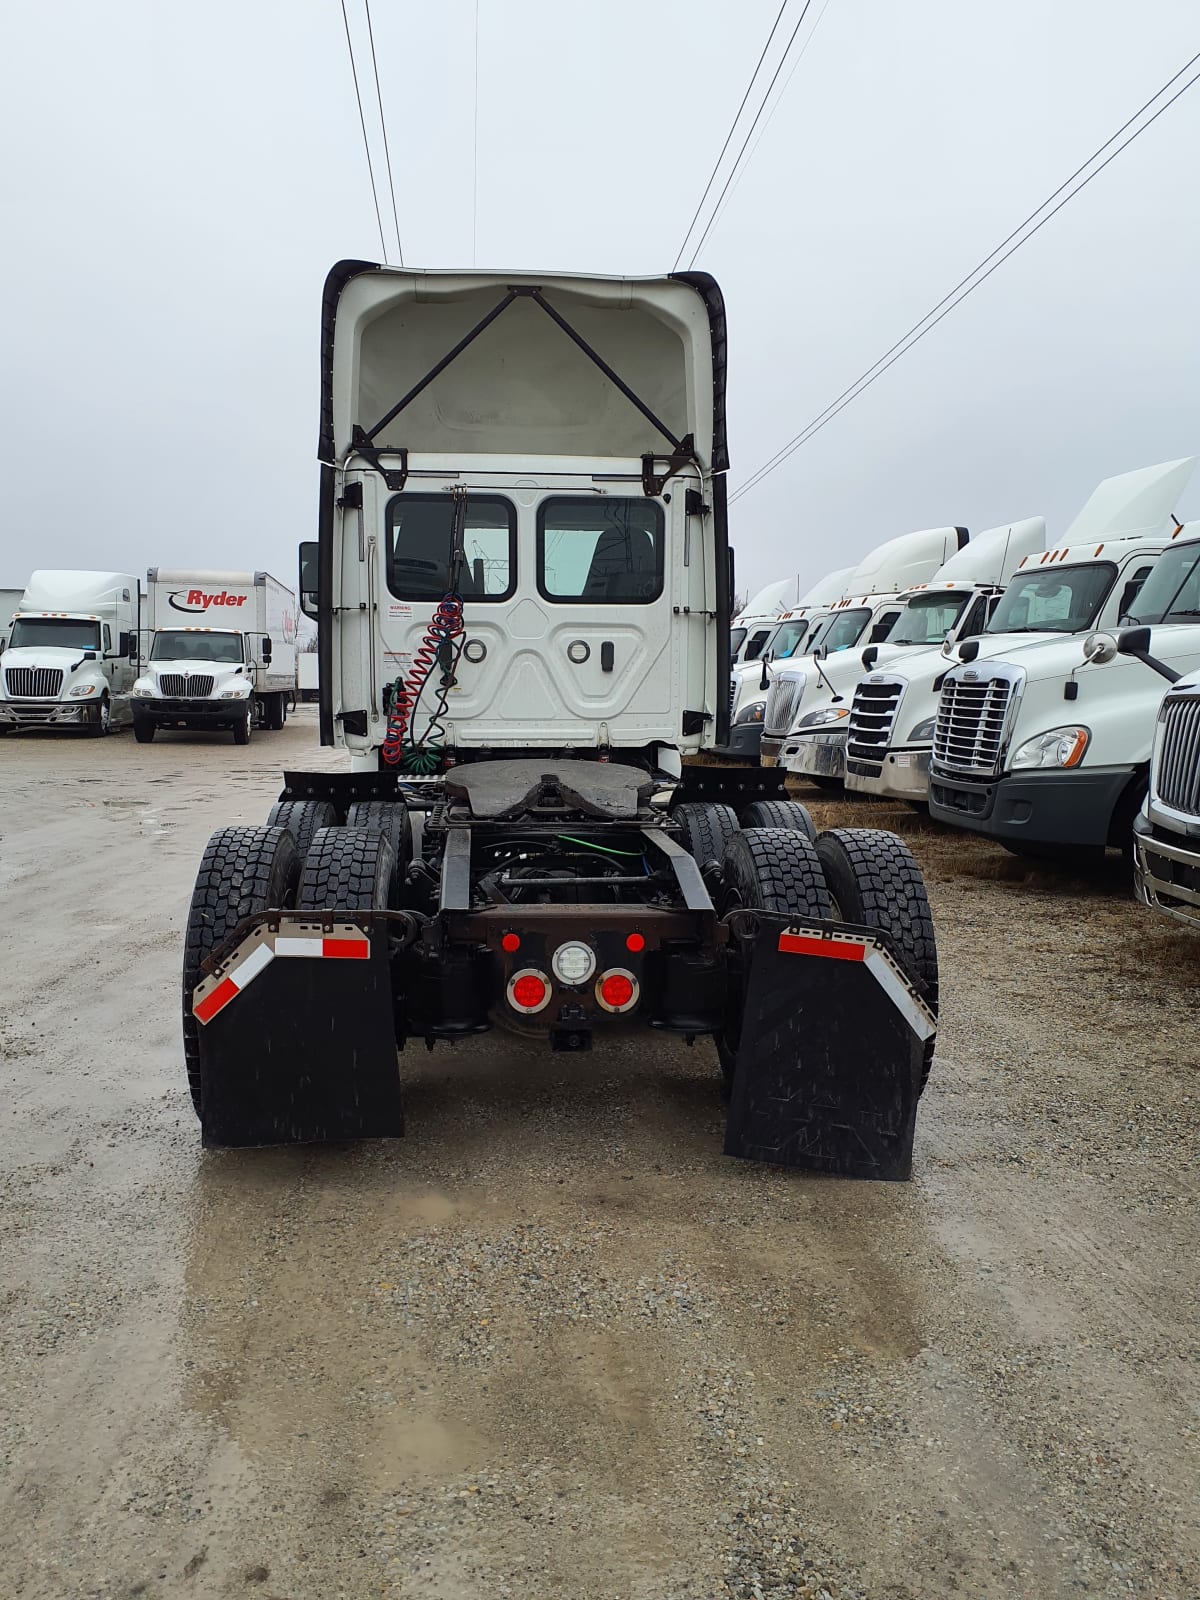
left=1011, top=726, right=1090, bottom=769
left=69, top=683, right=97, bottom=698
left=907, top=716, right=936, bottom=743
left=220, top=684, right=250, bottom=698
left=734, top=700, right=765, bottom=725
left=797, top=706, right=849, bottom=729
left=131, top=682, right=154, bottom=697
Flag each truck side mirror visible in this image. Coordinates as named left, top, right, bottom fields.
left=120, top=631, right=137, bottom=659
left=957, top=639, right=981, bottom=664
left=299, top=541, right=319, bottom=619
left=262, top=636, right=273, bottom=663
left=1117, top=625, right=1182, bottom=684
left=861, top=645, right=879, bottom=670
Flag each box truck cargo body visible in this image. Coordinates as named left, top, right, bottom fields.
left=0, top=571, right=140, bottom=734
left=132, top=570, right=298, bottom=743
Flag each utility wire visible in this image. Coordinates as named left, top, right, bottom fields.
left=339, top=0, right=389, bottom=262
left=672, top=0, right=792, bottom=271
left=686, top=0, right=816, bottom=269
left=731, top=50, right=1200, bottom=504
left=703, top=0, right=831, bottom=246
left=364, top=0, right=404, bottom=264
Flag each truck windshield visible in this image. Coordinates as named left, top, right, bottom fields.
left=8, top=617, right=100, bottom=651
left=1125, top=542, right=1200, bottom=624
left=151, top=632, right=244, bottom=663
left=985, top=563, right=1115, bottom=634
left=810, top=608, right=870, bottom=654
left=771, top=619, right=810, bottom=658
left=888, top=592, right=969, bottom=645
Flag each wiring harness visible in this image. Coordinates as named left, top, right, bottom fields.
left=381, top=593, right=465, bottom=772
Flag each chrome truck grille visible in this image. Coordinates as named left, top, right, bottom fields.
left=1154, top=695, right=1200, bottom=816
left=932, top=670, right=1017, bottom=778
left=729, top=677, right=737, bottom=719
left=846, top=678, right=904, bottom=772
left=764, top=676, right=803, bottom=738
left=4, top=667, right=63, bottom=698
left=158, top=674, right=216, bottom=698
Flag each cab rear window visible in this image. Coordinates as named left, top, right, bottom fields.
left=386, top=494, right=516, bottom=601
left=537, top=498, right=664, bottom=604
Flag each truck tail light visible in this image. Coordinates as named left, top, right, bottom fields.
left=596, top=968, right=639, bottom=1014
left=507, top=968, right=551, bottom=1014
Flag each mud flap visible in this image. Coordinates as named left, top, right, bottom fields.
left=193, top=916, right=403, bottom=1148
left=724, top=915, right=935, bottom=1180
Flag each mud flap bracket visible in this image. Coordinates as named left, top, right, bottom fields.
left=724, top=914, right=935, bottom=1180
left=194, top=915, right=403, bottom=1148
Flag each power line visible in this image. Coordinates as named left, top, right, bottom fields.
left=702, top=0, right=831, bottom=247
left=686, top=0, right=816, bottom=269
left=339, top=0, right=389, bottom=262
left=731, top=50, right=1200, bottom=505
left=672, top=0, right=792, bottom=272
left=364, top=0, right=404, bottom=265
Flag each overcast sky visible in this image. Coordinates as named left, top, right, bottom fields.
left=2, top=0, right=1198, bottom=603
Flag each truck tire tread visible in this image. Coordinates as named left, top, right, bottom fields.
left=674, top=802, right=740, bottom=869
left=297, top=827, right=397, bottom=911
left=267, top=799, right=339, bottom=861
left=344, top=801, right=413, bottom=875
left=739, top=798, right=817, bottom=840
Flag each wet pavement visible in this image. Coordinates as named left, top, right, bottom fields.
left=1, top=711, right=1197, bottom=1598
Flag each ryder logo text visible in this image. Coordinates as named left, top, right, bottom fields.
left=169, top=590, right=249, bottom=614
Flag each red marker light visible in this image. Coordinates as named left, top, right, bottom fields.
left=501, top=932, right=521, bottom=953
left=599, top=972, right=635, bottom=1010
left=625, top=933, right=645, bottom=954
left=511, top=973, right=547, bottom=1010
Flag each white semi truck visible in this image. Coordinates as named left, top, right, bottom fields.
left=930, top=521, right=1200, bottom=860
left=130, top=569, right=298, bottom=744
left=731, top=579, right=798, bottom=664
left=180, top=264, right=939, bottom=1181
left=723, top=566, right=855, bottom=757
left=751, top=524, right=971, bottom=769
left=0, top=571, right=140, bottom=734
left=839, top=457, right=1197, bottom=805
left=764, top=516, right=1047, bottom=784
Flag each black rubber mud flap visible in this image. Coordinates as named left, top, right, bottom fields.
left=194, top=915, right=403, bottom=1149
left=724, top=913, right=935, bottom=1180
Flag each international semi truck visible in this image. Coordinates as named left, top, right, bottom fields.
left=180, top=263, right=939, bottom=1180
left=0, top=571, right=140, bottom=734
left=130, top=569, right=298, bottom=743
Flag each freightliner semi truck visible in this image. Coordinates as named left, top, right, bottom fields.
left=765, top=516, right=1047, bottom=785
left=130, top=569, right=298, bottom=743
left=930, top=520, right=1200, bottom=860
left=0, top=571, right=140, bottom=734
left=841, top=458, right=1196, bottom=807
left=180, top=264, right=939, bottom=1180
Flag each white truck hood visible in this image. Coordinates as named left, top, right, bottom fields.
left=1, top=646, right=99, bottom=675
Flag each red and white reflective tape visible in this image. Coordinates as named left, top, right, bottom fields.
left=193, top=922, right=370, bottom=1026
left=777, top=926, right=935, bottom=1041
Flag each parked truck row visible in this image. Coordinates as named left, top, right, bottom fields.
left=0, top=568, right=309, bottom=742
left=721, top=455, right=1200, bottom=933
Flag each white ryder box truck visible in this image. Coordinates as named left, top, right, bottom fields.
left=132, top=569, right=298, bottom=744
left=0, top=571, right=140, bottom=734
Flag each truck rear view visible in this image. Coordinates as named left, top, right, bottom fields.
left=181, top=265, right=939, bottom=1180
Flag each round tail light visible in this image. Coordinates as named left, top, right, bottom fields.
left=508, top=969, right=551, bottom=1013
left=596, top=968, right=639, bottom=1014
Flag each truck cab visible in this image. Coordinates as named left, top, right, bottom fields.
left=131, top=628, right=258, bottom=744
left=931, top=521, right=1200, bottom=858
left=180, top=264, right=940, bottom=1182
left=0, top=571, right=139, bottom=735
left=827, top=458, right=1197, bottom=805
left=754, top=524, right=970, bottom=767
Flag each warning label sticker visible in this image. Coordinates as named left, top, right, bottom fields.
left=387, top=602, right=413, bottom=620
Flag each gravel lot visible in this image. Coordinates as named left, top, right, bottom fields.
left=1, top=712, right=1197, bottom=1599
